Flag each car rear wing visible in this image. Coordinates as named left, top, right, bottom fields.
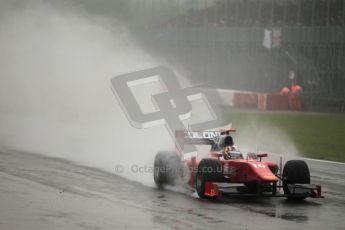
left=175, top=131, right=220, bottom=155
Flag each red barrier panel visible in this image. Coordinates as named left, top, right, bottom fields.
left=233, top=93, right=258, bottom=109
left=227, top=90, right=297, bottom=111
left=266, top=94, right=289, bottom=110
left=258, top=94, right=267, bottom=110
left=288, top=94, right=302, bottom=110
left=258, top=93, right=289, bottom=110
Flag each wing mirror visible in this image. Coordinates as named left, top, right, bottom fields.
left=257, top=153, right=268, bottom=161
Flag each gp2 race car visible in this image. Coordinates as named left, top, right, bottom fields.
left=153, top=128, right=323, bottom=200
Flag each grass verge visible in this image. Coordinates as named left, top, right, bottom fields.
left=229, top=111, right=345, bottom=162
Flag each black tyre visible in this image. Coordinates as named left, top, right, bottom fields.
left=244, top=182, right=259, bottom=193
left=153, top=151, right=181, bottom=188
left=195, top=158, right=223, bottom=198
left=283, top=160, right=310, bottom=200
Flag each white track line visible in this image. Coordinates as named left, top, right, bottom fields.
left=267, top=152, right=345, bottom=165
left=298, top=157, right=345, bottom=165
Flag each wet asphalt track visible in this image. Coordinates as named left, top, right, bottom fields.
left=0, top=150, right=344, bottom=230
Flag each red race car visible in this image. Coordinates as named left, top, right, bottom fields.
left=153, top=128, right=323, bottom=200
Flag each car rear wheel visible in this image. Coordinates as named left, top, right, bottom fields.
left=195, top=158, right=223, bottom=198
left=283, top=160, right=310, bottom=200
left=153, top=151, right=181, bottom=188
